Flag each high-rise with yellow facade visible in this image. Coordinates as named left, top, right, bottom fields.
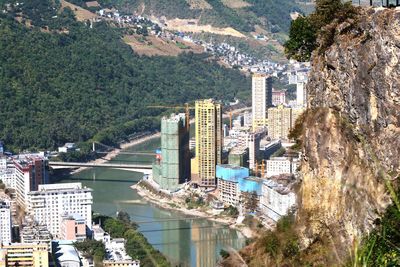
left=191, top=99, right=222, bottom=188
left=0, top=243, right=48, bottom=267
left=267, top=105, right=292, bottom=140
left=252, top=73, right=272, bottom=130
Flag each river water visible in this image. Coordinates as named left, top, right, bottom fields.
left=59, top=137, right=246, bottom=267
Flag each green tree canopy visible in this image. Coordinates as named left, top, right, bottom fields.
left=284, top=0, right=357, bottom=61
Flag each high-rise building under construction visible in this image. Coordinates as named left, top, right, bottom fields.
left=191, top=99, right=222, bottom=188
left=153, top=113, right=190, bottom=192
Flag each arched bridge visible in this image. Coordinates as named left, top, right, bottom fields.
left=49, top=161, right=152, bottom=174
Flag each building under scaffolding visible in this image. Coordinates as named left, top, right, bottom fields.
left=152, top=113, right=190, bottom=192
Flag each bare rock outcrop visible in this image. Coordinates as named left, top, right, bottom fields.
left=298, top=7, right=400, bottom=262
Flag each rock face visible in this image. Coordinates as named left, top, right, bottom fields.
left=299, top=7, right=400, bottom=261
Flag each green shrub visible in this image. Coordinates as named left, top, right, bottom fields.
left=264, top=231, right=280, bottom=257
left=220, top=249, right=230, bottom=259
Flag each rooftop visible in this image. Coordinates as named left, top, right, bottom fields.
left=217, top=164, right=247, bottom=170
left=56, top=243, right=80, bottom=264
left=263, top=174, right=297, bottom=195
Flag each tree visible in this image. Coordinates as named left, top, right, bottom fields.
left=284, top=16, right=317, bottom=62
left=284, top=0, right=357, bottom=61
left=74, top=240, right=105, bottom=264
left=117, top=211, right=131, bottom=224
left=312, top=0, right=344, bottom=28
left=242, top=191, right=259, bottom=213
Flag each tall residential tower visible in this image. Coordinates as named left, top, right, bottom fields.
left=252, top=74, right=272, bottom=130
left=267, top=105, right=292, bottom=140
left=191, top=99, right=222, bottom=188
left=153, top=113, right=190, bottom=192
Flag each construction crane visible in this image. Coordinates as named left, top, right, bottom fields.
left=147, top=103, right=195, bottom=131
left=254, top=160, right=266, bottom=177
left=229, top=111, right=233, bottom=130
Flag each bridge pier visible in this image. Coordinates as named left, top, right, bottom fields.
left=92, top=142, right=96, bottom=152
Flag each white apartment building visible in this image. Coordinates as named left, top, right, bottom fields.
left=266, top=157, right=298, bottom=177
left=243, top=111, right=252, bottom=127
left=27, top=183, right=93, bottom=238
left=296, top=81, right=307, bottom=107
left=0, top=200, right=12, bottom=245
left=0, top=157, right=6, bottom=170
left=13, top=155, right=48, bottom=210
left=260, top=178, right=296, bottom=222
left=0, top=157, right=15, bottom=190
left=0, top=169, right=15, bottom=190
left=217, top=178, right=240, bottom=206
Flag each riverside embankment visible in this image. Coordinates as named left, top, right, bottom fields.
left=132, top=181, right=257, bottom=239
left=57, top=107, right=251, bottom=266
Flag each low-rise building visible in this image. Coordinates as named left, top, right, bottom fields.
left=266, top=157, right=298, bottom=177
left=103, top=260, right=140, bottom=267
left=104, top=239, right=140, bottom=267
left=260, top=175, right=297, bottom=221
left=216, top=165, right=264, bottom=208
left=60, top=214, right=87, bottom=242
left=0, top=243, right=49, bottom=267
left=52, top=240, right=82, bottom=267
left=92, top=224, right=110, bottom=244
left=20, top=218, right=52, bottom=247
left=58, top=143, right=76, bottom=153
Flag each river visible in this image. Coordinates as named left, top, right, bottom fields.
left=59, top=136, right=246, bottom=267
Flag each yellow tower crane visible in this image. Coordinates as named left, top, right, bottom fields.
left=229, top=111, right=233, bottom=130
left=147, top=103, right=195, bottom=131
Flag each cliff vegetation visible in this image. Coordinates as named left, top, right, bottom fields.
left=223, top=2, right=400, bottom=266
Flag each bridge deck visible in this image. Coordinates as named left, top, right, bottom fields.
left=49, top=161, right=152, bottom=174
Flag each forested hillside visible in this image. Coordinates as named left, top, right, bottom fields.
left=0, top=0, right=249, bottom=151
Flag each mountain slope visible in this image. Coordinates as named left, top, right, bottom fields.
left=298, top=7, right=400, bottom=263
left=68, top=0, right=303, bottom=38
left=223, top=6, right=400, bottom=266
left=0, top=0, right=250, bottom=150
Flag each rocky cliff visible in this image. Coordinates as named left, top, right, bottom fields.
left=298, top=6, right=400, bottom=263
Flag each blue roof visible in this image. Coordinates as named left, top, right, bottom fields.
left=216, top=165, right=249, bottom=183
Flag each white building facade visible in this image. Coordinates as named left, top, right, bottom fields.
left=0, top=200, right=12, bottom=244
left=296, top=81, right=307, bottom=107
left=266, top=157, right=299, bottom=177
left=0, top=157, right=15, bottom=190
left=27, top=183, right=93, bottom=238
left=217, top=178, right=240, bottom=206
left=260, top=180, right=296, bottom=222
left=13, top=155, right=49, bottom=210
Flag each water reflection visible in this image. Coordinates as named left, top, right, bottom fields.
left=57, top=138, right=246, bottom=266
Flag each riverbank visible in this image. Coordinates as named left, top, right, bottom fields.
left=70, top=132, right=161, bottom=175
left=69, top=106, right=251, bottom=175
left=131, top=181, right=256, bottom=239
